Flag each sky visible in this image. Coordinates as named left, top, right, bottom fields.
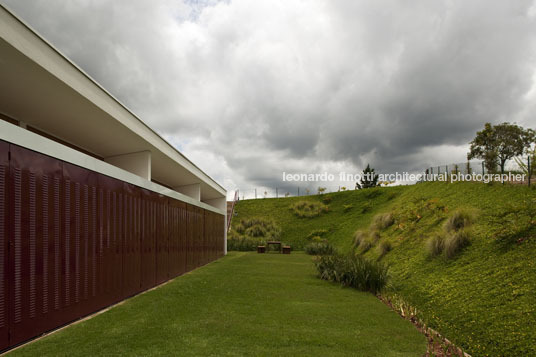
left=3, top=0, right=536, bottom=197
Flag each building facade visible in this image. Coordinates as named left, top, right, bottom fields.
left=0, top=4, right=227, bottom=350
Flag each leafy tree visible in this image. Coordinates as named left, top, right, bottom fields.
left=467, top=122, right=535, bottom=175
left=317, top=187, right=326, bottom=194
left=356, top=164, right=379, bottom=189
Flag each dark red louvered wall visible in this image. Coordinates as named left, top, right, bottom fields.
left=0, top=141, right=225, bottom=351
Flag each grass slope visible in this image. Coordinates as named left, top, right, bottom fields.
left=10, top=253, right=426, bottom=356
left=232, top=182, right=536, bottom=356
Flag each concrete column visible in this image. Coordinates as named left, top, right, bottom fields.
left=104, top=150, right=151, bottom=181
left=175, top=183, right=201, bottom=201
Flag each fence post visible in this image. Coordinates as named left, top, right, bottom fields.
left=482, top=161, right=485, bottom=175
left=298, top=187, right=300, bottom=196
left=528, top=156, right=531, bottom=187
left=276, top=188, right=278, bottom=198
left=431, top=167, right=434, bottom=181
left=255, top=188, right=257, bottom=199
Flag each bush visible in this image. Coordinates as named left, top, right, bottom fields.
left=227, top=235, right=266, bottom=251
left=305, top=242, right=335, bottom=256
left=353, top=231, right=367, bottom=248
left=444, top=209, right=474, bottom=233
left=290, top=201, right=329, bottom=218
left=426, top=234, right=445, bottom=257
left=228, top=217, right=281, bottom=251
left=444, top=230, right=470, bottom=259
left=377, top=241, right=392, bottom=259
left=322, top=195, right=333, bottom=204
left=313, top=253, right=389, bottom=294
left=370, top=230, right=381, bottom=242
left=371, top=213, right=394, bottom=230
left=359, top=239, right=373, bottom=254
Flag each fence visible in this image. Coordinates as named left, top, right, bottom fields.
left=0, top=141, right=225, bottom=351
left=423, top=157, right=533, bottom=186
left=232, top=185, right=356, bottom=200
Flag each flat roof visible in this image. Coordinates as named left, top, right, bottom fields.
left=0, top=4, right=226, bottom=201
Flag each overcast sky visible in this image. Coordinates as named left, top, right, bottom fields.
left=3, top=0, right=536, bottom=196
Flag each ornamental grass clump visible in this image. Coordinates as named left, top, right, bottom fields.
left=371, top=213, right=395, bottom=231
left=313, top=253, right=389, bottom=294
left=291, top=201, right=329, bottom=218
left=305, top=242, right=336, bottom=256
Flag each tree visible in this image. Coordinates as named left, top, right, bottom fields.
left=467, top=122, right=535, bottom=175
left=356, top=164, right=379, bottom=189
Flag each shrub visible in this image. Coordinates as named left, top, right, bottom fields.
left=427, top=234, right=445, bottom=257
left=359, top=239, right=373, bottom=254
left=371, top=213, right=394, bottom=230
left=227, top=235, right=266, bottom=251
left=313, top=253, right=389, bottom=294
left=353, top=231, right=367, bottom=248
left=444, top=209, right=474, bottom=233
left=343, top=204, right=353, bottom=212
left=377, top=241, right=392, bottom=259
left=370, top=230, right=381, bottom=242
left=322, top=195, right=333, bottom=204
left=290, top=201, right=329, bottom=218
left=305, top=242, right=335, bottom=256
left=228, top=217, right=281, bottom=251
left=444, top=230, right=470, bottom=259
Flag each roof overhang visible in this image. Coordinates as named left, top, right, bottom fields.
left=0, top=4, right=226, bottom=202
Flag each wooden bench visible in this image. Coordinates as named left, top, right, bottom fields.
left=257, top=245, right=266, bottom=253
left=282, top=246, right=291, bottom=254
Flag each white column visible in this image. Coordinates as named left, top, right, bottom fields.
left=104, top=150, right=151, bottom=181
left=175, top=183, right=201, bottom=201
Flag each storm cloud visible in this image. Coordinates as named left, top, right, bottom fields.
left=3, top=0, right=536, bottom=194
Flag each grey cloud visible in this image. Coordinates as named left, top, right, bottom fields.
left=3, top=0, right=536, bottom=191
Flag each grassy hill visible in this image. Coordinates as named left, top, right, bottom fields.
left=231, top=182, right=536, bottom=356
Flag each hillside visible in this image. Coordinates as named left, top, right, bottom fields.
left=231, top=182, right=536, bottom=356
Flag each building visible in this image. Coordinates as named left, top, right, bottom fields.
left=0, top=4, right=226, bottom=350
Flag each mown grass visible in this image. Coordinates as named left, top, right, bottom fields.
left=10, top=252, right=426, bottom=356
left=232, top=182, right=536, bottom=356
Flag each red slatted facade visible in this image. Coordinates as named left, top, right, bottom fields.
left=0, top=141, right=225, bottom=351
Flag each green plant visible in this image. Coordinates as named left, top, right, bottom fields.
left=377, top=241, right=392, bottom=259
left=313, top=253, right=390, bottom=294
left=305, top=242, right=336, bottom=255
left=444, top=209, right=474, bottom=233
left=371, top=213, right=394, bottom=230
left=444, top=230, right=470, bottom=259
left=353, top=231, right=367, bottom=248
left=290, top=200, right=329, bottom=218
left=227, top=217, right=281, bottom=251
left=426, top=234, right=445, bottom=257
left=361, top=201, right=372, bottom=213
left=359, top=239, right=373, bottom=254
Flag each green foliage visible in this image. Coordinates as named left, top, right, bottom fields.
left=371, top=213, right=394, bottom=230
left=377, top=241, right=392, bottom=259
left=444, top=230, right=470, bottom=259
left=305, top=242, right=336, bottom=256
left=353, top=230, right=367, bottom=248
left=358, top=239, right=373, bottom=254
left=356, top=164, right=379, bottom=189
left=444, top=209, right=474, bottom=233
left=313, top=253, right=390, bottom=294
left=290, top=200, right=329, bottom=218
left=468, top=122, right=535, bottom=174
left=360, top=201, right=372, bottom=213
left=343, top=204, right=353, bottom=212
left=228, top=217, right=281, bottom=251
left=426, top=234, right=445, bottom=257
left=232, top=181, right=536, bottom=355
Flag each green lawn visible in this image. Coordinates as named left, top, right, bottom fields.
left=10, top=252, right=426, bottom=356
